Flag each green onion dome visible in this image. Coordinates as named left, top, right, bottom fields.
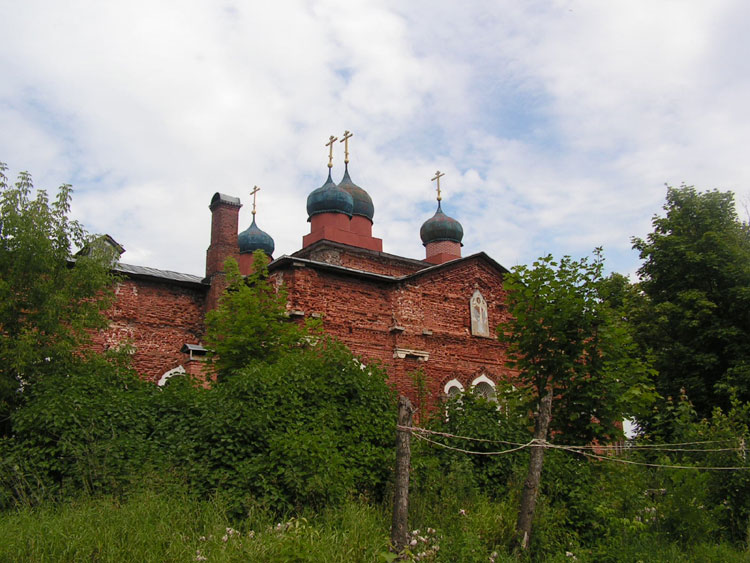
left=337, top=166, right=374, bottom=221
left=238, top=217, right=275, bottom=256
left=419, top=202, right=464, bottom=246
left=306, top=170, right=354, bottom=220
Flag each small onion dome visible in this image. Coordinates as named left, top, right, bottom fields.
left=306, top=171, right=354, bottom=220
left=420, top=202, right=464, bottom=246
left=337, top=167, right=374, bottom=221
left=238, top=217, right=275, bottom=256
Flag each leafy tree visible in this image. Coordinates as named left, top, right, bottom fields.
left=501, top=250, right=655, bottom=444
left=0, top=163, right=117, bottom=436
left=633, top=185, right=750, bottom=418
left=499, top=250, right=655, bottom=550
left=195, top=250, right=395, bottom=512
left=203, top=252, right=309, bottom=377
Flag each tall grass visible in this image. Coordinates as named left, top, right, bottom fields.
left=1, top=483, right=748, bottom=562
left=0, top=486, right=391, bottom=563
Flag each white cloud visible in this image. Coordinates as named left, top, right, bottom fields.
left=1, top=0, right=749, bottom=278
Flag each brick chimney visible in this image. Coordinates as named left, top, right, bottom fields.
left=205, top=192, right=241, bottom=310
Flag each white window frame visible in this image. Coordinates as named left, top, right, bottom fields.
left=158, top=365, right=186, bottom=387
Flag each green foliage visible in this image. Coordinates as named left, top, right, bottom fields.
left=641, top=392, right=750, bottom=543
left=2, top=340, right=396, bottom=513
left=188, top=340, right=396, bottom=512
left=0, top=163, right=117, bottom=436
left=633, top=184, right=750, bottom=417
left=204, top=251, right=309, bottom=377
left=413, top=389, right=531, bottom=502
left=500, top=250, right=656, bottom=443
left=1, top=353, right=159, bottom=505
left=0, top=486, right=392, bottom=563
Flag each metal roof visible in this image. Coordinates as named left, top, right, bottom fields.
left=115, top=262, right=207, bottom=286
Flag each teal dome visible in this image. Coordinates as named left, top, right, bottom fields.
left=307, top=171, right=354, bottom=220
left=238, top=217, right=275, bottom=256
left=337, top=166, right=374, bottom=221
left=420, top=202, right=464, bottom=246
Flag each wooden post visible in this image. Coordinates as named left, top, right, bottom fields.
left=391, top=396, right=414, bottom=553
left=515, top=390, right=553, bottom=551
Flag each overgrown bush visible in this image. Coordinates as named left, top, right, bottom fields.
left=1, top=352, right=159, bottom=506
left=1, top=339, right=396, bottom=515
left=170, top=339, right=396, bottom=514
left=411, top=390, right=531, bottom=506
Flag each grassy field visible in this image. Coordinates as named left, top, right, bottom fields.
left=1, top=485, right=748, bottom=562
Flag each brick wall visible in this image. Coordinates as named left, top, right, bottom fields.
left=91, top=278, right=207, bottom=383
left=276, top=254, right=516, bottom=412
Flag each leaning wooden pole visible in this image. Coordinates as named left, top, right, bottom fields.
left=515, top=390, right=553, bottom=552
left=391, top=396, right=414, bottom=553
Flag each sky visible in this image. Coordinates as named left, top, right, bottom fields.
left=2, top=0, right=750, bottom=278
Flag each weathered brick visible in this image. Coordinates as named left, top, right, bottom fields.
left=96, top=194, right=515, bottom=413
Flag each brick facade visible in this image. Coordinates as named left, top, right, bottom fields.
left=92, top=276, right=207, bottom=383
left=272, top=244, right=514, bottom=409
left=97, top=189, right=514, bottom=410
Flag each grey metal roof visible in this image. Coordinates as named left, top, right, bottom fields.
left=115, top=262, right=207, bottom=286
left=210, top=192, right=241, bottom=208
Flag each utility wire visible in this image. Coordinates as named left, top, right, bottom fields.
left=401, top=426, right=749, bottom=471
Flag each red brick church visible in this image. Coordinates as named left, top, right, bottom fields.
left=93, top=136, right=514, bottom=409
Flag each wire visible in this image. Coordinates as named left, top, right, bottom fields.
left=400, top=426, right=749, bottom=471
left=411, top=432, right=535, bottom=456
left=401, top=425, right=740, bottom=453
left=551, top=444, right=750, bottom=471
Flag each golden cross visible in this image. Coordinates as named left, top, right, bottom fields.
left=325, top=135, right=338, bottom=168
left=340, top=130, right=353, bottom=164
left=431, top=170, right=445, bottom=201
left=250, top=185, right=260, bottom=216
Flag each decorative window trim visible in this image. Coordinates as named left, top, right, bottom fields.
left=393, top=348, right=429, bottom=361
left=158, top=365, right=186, bottom=387
left=443, top=378, right=465, bottom=395
left=471, top=374, right=497, bottom=401
left=471, top=374, right=495, bottom=388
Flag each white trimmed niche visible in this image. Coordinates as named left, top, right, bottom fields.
left=470, top=289, right=490, bottom=337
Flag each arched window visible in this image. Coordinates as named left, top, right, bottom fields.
left=471, top=374, right=496, bottom=401
left=443, top=378, right=465, bottom=397
left=158, top=365, right=186, bottom=387
left=470, top=289, right=490, bottom=337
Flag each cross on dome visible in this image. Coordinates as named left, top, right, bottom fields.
left=250, top=185, right=260, bottom=216
left=340, top=130, right=353, bottom=165
left=325, top=135, right=338, bottom=169
left=431, top=170, right=445, bottom=202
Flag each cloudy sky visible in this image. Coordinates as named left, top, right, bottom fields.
left=2, top=0, right=749, bottom=278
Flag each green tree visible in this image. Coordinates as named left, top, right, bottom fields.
left=0, top=163, right=117, bottom=436
left=499, top=250, right=655, bottom=550
left=198, top=250, right=395, bottom=512
left=203, top=252, right=308, bottom=377
left=501, top=251, right=655, bottom=443
left=633, top=185, right=750, bottom=418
